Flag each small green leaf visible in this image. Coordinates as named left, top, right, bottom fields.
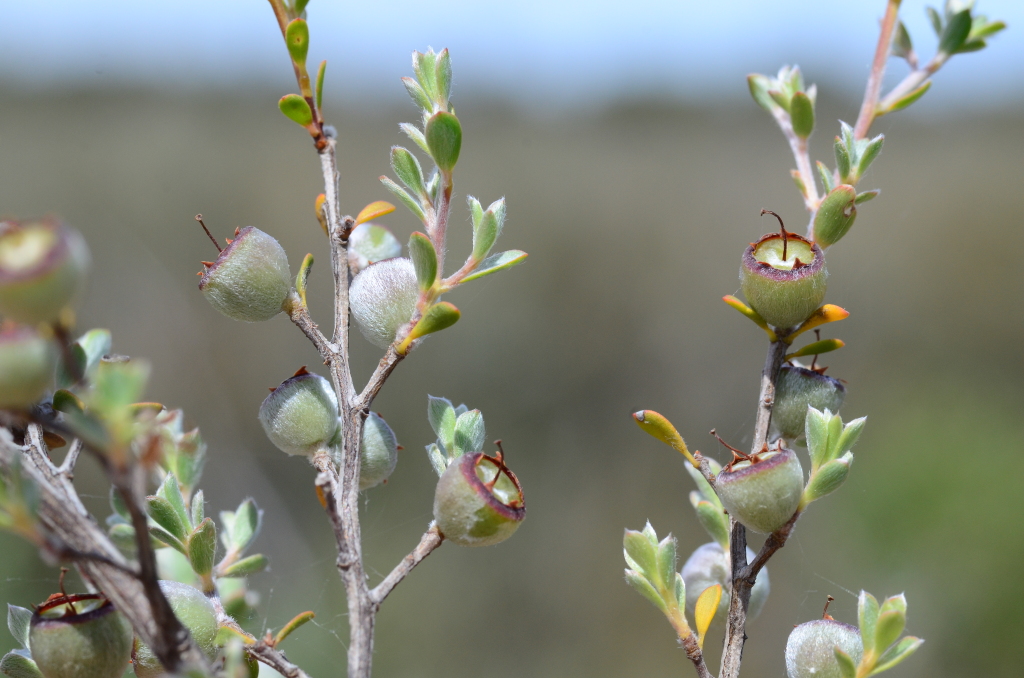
left=52, top=389, right=85, bottom=415
left=460, top=250, right=528, bottom=283
left=970, top=19, right=1007, bottom=41
left=834, top=137, right=852, bottom=183
left=685, top=462, right=720, bottom=507
left=892, top=21, right=913, bottom=60
left=229, top=499, right=261, bottom=553
left=870, top=636, right=924, bottom=675
left=692, top=497, right=730, bottom=548
left=425, top=112, right=462, bottom=172
left=391, top=147, right=428, bottom=199
left=926, top=7, right=943, bottom=36
left=452, top=409, right=485, bottom=457
left=57, top=328, right=111, bottom=387
left=747, top=74, right=779, bottom=113
left=293, top=0, right=311, bottom=15
left=813, top=185, right=858, bottom=247
left=399, top=122, right=430, bottom=154
left=857, top=134, right=884, bottom=178
left=274, top=611, right=315, bottom=646
left=379, top=176, right=426, bottom=223
left=816, top=161, right=836, bottom=194
left=149, top=525, right=187, bottom=554
left=295, top=253, right=314, bottom=308
left=401, top=77, right=432, bottom=112
left=722, top=294, right=776, bottom=341
left=467, top=196, right=484, bottom=230
left=655, top=535, right=677, bottom=591
left=108, top=523, right=136, bottom=550
left=435, top=48, right=452, bottom=105
left=624, top=569, right=666, bottom=614
left=0, top=652, right=44, bottom=678
left=399, top=302, right=461, bottom=352
left=408, top=232, right=438, bottom=291
left=147, top=496, right=188, bottom=541
left=157, top=473, right=191, bottom=531
left=425, top=442, right=447, bottom=476
left=413, top=51, right=438, bottom=102
left=834, top=647, right=857, bottom=678
left=939, top=9, right=972, bottom=54
left=279, top=94, right=313, bottom=127
left=623, top=529, right=658, bottom=578
left=768, top=89, right=790, bottom=112
left=855, top=190, right=880, bottom=204
left=7, top=605, right=31, bottom=649
left=835, top=417, right=866, bottom=456
left=790, top=92, right=815, bottom=138
left=472, top=199, right=505, bottom=261
left=187, top=517, right=217, bottom=577
left=885, top=81, right=932, bottom=113
left=285, top=19, right=309, bottom=66
left=191, top=489, right=205, bottom=528
left=427, top=395, right=456, bottom=454
left=875, top=594, right=908, bottom=652
left=805, top=406, right=830, bottom=471
left=786, top=338, right=845, bottom=360
left=220, top=554, right=269, bottom=578
left=802, top=453, right=852, bottom=504
left=859, top=590, right=881, bottom=655
left=315, top=60, right=326, bottom=111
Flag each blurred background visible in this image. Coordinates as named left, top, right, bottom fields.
left=1, top=1, right=1022, bottom=677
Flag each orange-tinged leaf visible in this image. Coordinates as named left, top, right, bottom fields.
left=694, top=584, right=722, bottom=648
left=632, top=410, right=697, bottom=467
left=355, top=200, right=396, bottom=226
left=314, top=193, right=328, bottom=235
left=722, top=295, right=777, bottom=342
left=787, top=304, right=850, bottom=344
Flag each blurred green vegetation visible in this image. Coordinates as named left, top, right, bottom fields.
left=0, top=87, right=1021, bottom=677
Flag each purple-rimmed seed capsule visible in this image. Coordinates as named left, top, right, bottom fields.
left=0, top=219, right=89, bottom=325
left=433, top=450, right=525, bottom=547
left=786, top=618, right=863, bottom=678
left=131, top=581, right=218, bottom=678
left=715, top=448, right=803, bottom=534
left=198, top=226, right=291, bottom=322
left=772, top=365, right=846, bottom=441
left=740, top=231, right=827, bottom=330
left=0, top=326, right=56, bottom=409
left=28, top=594, right=132, bottom=678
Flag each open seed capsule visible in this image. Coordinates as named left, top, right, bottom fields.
left=715, top=447, right=803, bottom=534
left=740, top=232, right=826, bottom=330
left=0, top=219, right=89, bottom=325
left=433, top=451, right=525, bottom=547
left=28, top=594, right=132, bottom=678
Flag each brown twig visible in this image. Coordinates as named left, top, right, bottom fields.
left=370, top=524, right=444, bottom=605
left=680, top=632, right=714, bottom=678
left=853, top=0, right=903, bottom=139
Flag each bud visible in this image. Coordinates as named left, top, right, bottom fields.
left=349, top=258, right=418, bottom=349
left=359, top=412, right=398, bottom=490
left=715, top=448, right=803, bottom=534
left=132, top=581, right=218, bottom=678
left=433, top=451, right=525, bottom=547
left=198, top=226, right=291, bottom=322
left=772, top=365, right=846, bottom=440
left=0, top=327, right=56, bottom=409
left=786, top=619, right=863, bottom=678
left=0, top=219, right=89, bottom=325
left=259, top=369, right=339, bottom=456
left=28, top=594, right=132, bottom=678
left=681, top=542, right=769, bottom=634
left=740, top=232, right=827, bottom=329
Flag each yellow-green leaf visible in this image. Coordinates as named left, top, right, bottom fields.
left=722, top=295, right=777, bottom=341
left=354, top=200, right=396, bottom=227
left=694, top=584, right=722, bottom=648
left=632, top=410, right=697, bottom=467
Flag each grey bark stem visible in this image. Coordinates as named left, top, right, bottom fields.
left=719, top=338, right=788, bottom=678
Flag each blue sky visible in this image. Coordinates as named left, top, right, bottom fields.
left=2, top=1, right=1020, bottom=109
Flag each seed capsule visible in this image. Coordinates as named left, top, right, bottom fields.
left=28, top=594, right=132, bottom=678
left=715, top=448, right=804, bottom=534
left=785, top=619, right=863, bottom=678
left=349, top=258, right=418, bottom=349
left=359, top=412, right=398, bottom=490
left=198, top=226, right=291, bottom=322
left=0, top=219, right=89, bottom=325
left=259, top=369, right=339, bottom=456
left=433, top=451, right=525, bottom=547
left=739, top=232, right=827, bottom=330
left=131, top=581, right=218, bottom=678
left=772, top=365, right=846, bottom=441
left=0, top=326, right=56, bottom=409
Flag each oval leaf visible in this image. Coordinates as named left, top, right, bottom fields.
left=391, top=147, right=427, bottom=198
left=790, top=91, right=815, bottom=138
left=408, top=232, right=438, bottom=291
left=813, top=185, right=857, bottom=247
left=694, top=584, right=723, bottom=648
left=460, top=250, right=527, bottom=283
left=279, top=94, right=313, bottom=127
left=425, top=112, right=462, bottom=172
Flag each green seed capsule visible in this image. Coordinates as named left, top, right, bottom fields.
left=131, top=581, right=218, bottom=678
left=0, top=219, right=89, bottom=325
left=681, top=542, right=769, bottom=635
left=359, top=412, right=398, bottom=490
left=28, top=594, right=132, bottom=678
left=198, top=226, right=291, bottom=322
left=772, top=365, right=846, bottom=441
left=349, top=258, right=418, bottom=349
left=0, top=326, right=56, bottom=409
left=715, top=448, right=804, bottom=534
left=785, top=619, right=863, bottom=678
left=259, top=369, right=339, bottom=456
left=433, top=451, right=525, bottom=547
left=740, top=232, right=827, bottom=330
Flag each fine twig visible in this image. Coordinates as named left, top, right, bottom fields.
left=720, top=338, right=789, bottom=678
left=854, top=0, right=902, bottom=139
left=57, top=438, right=83, bottom=475
left=770, top=105, right=820, bottom=212
left=370, top=524, right=444, bottom=604
left=680, top=633, right=715, bottom=678
left=248, top=641, right=312, bottom=678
